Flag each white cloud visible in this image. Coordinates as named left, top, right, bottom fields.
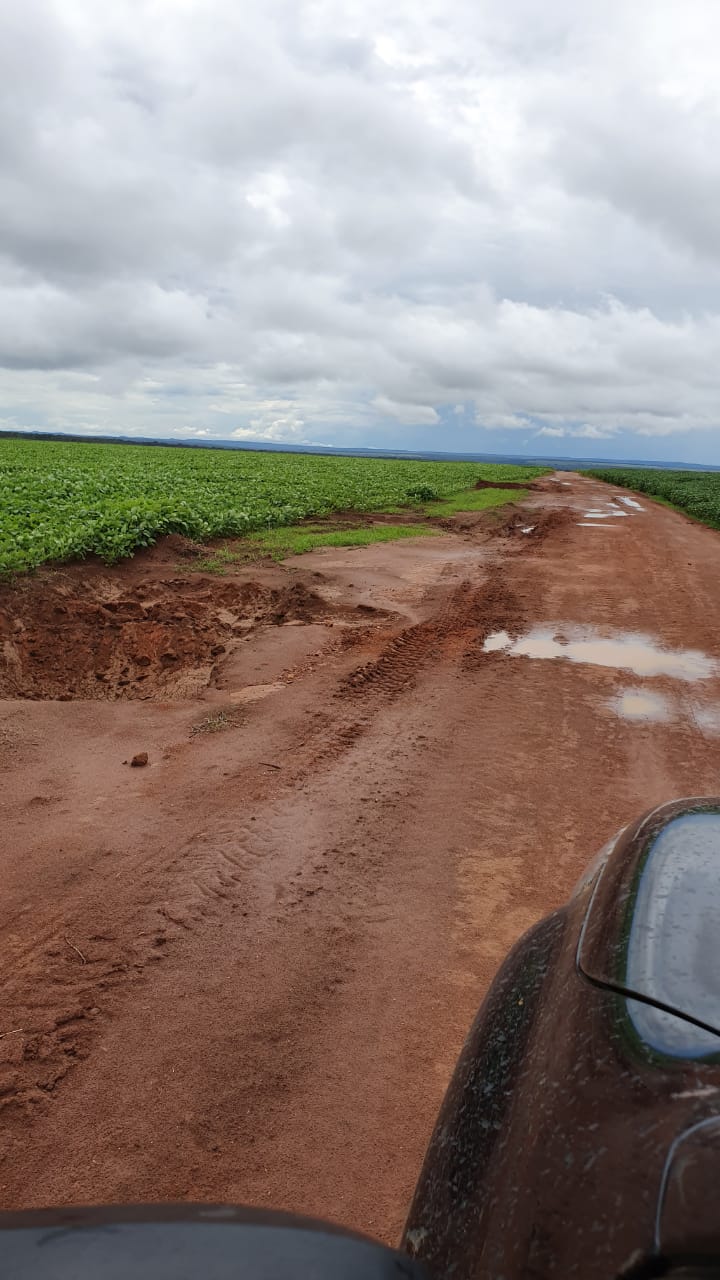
left=572, top=426, right=618, bottom=440
left=231, top=402, right=317, bottom=443
left=2, top=0, right=720, bottom=455
left=372, top=396, right=440, bottom=426
left=536, top=424, right=618, bottom=441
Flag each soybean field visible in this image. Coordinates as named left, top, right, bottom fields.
left=0, top=438, right=546, bottom=574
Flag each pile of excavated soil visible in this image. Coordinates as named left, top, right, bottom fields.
left=436, top=505, right=570, bottom=538
left=0, top=503, right=546, bottom=702
left=0, top=572, right=363, bottom=701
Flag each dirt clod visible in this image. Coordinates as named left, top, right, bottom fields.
left=130, top=753, right=148, bottom=767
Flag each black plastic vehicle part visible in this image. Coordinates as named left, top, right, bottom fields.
left=0, top=1205, right=427, bottom=1280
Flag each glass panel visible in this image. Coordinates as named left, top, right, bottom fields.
left=625, top=814, right=720, bottom=1033
left=579, top=805, right=720, bottom=1044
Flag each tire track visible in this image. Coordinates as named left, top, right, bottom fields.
left=342, top=573, right=525, bottom=700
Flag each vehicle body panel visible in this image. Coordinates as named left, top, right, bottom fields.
left=404, top=799, right=720, bottom=1278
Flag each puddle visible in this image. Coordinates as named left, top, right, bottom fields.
left=619, top=496, right=645, bottom=512
left=577, top=522, right=621, bottom=528
left=228, top=682, right=285, bottom=704
left=692, top=704, right=720, bottom=736
left=483, top=630, right=514, bottom=653
left=582, top=511, right=629, bottom=519
left=483, top=626, right=718, bottom=680
left=610, top=690, right=672, bottom=722
left=607, top=692, right=720, bottom=734
left=521, top=526, right=536, bottom=534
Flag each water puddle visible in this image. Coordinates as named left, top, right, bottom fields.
left=610, top=690, right=672, bottom=722
left=605, top=691, right=720, bottom=734
left=521, top=525, right=536, bottom=534
left=577, top=522, right=621, bottom=528
left=483, top=630, right=515, bottom=653
left=619, top=496, right=645, bottom=512
left=483, top=626, right=718, bottom=681
left=582, top=510, right=629, bottom=519
left=692, top=704, right=720, bottom=736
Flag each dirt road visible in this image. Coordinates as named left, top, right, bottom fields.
left=3, top=473, right=720, bottom=1241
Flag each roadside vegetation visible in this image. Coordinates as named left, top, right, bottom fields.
left=192, top=524, right=442, bottom=572
left=588, top=468, right=720, bottom=530
left=421, top=487, right=527, bottom=516
left=1, top=437, right=546, bottom=575
left=190, top=708, right=242, bottom=736
left=250, top=523, right=441, bottom=561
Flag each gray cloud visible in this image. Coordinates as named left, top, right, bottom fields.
left=2, top=0, right=720, bottom=452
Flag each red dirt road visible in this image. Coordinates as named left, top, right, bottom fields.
left=3, top=473, right=720, bottom=1241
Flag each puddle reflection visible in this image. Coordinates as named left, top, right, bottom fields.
left=582, top=511, right=629, bottom=519
left=611, top=690, right=672, bottom=722
left=483, top=626, right=718, bottom=680
left=693, top=704, right=720, bottom=735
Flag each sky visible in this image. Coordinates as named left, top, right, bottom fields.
left=3, top=1, right=720, bottom=463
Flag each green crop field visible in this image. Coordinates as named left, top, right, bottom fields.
left=0, top=438, right=547, bottom=575
left=588, top=467, right=720, bottom=530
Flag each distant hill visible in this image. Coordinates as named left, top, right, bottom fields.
left=1, top=428, right=718, bottom=471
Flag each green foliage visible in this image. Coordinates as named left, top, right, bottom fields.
left=586, top=468, right=720, bottom=530
left=422, top=487, right=528, bottom=516
left=192, top=546, right=238, bottom=574
left=405, top=483, right=439, bottom=502
left=251, top=523, right=441, bottom=560
left=0, top=438, right=547, bottom=574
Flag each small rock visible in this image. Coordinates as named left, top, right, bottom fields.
left=130, top=752, right=149, bottom=768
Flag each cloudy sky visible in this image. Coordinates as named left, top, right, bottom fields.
left=3, top=0, right=720, bottom=462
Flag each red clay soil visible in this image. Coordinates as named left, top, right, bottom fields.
left=3, top=473, right=720, bottom=1242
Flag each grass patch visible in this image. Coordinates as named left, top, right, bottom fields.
left=192, top=545, right=238, bottom=574
left=420, top=487, right=528, bottom=516
left=191, top=708, right=242, bottom=736
left=183, top=487, right=526, bottom=571
left=251, top=523, right=442, bottom=560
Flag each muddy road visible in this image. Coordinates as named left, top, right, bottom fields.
left=3, top=473, right=720, bottom=1241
